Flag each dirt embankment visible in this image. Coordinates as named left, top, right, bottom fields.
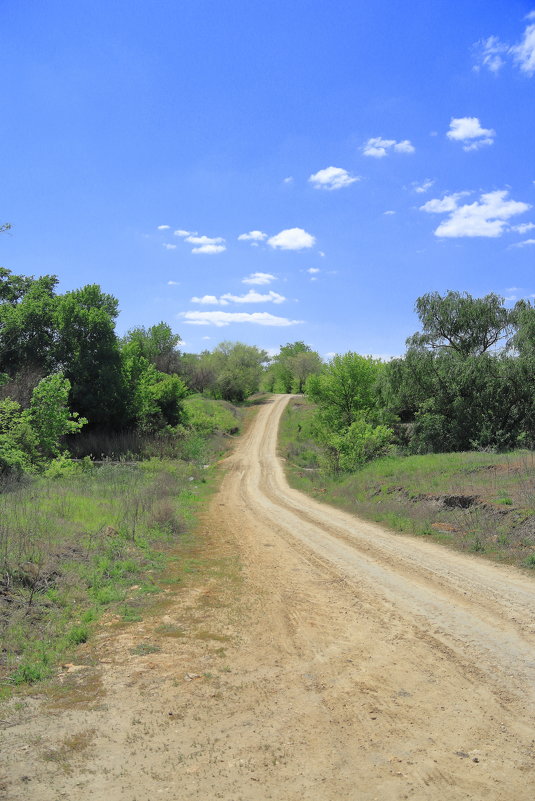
left=1, top=394, right=534, bottom=800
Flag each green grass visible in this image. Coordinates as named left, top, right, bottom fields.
left=0, top=457, right=219, bottom=690
left=279, top=398, right=535, bottom=570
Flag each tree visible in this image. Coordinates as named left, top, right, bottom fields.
left=28, top=373, right=86, bottom=457
left=306, top=353, right=384, bottom=431
left=409, top=291, right=514, bottom=356
left=208, top=342, right=269, bottom=402
left=121, top=322, right=182, bottom=374
left=268, top=341, right=322, bottom=393
left=54, top=285, right=128, bottom=427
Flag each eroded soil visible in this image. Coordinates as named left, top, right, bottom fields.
left=1, top=394, right=534, bottom=800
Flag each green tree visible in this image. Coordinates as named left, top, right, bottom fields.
left=54, top=285, right=127, bottom=427
left=28, top=373, right=86, bottom=458
left=208, top=342, right=268, bottom=402
left=306, top=352, right=384, bottom=431
left=121, top=322, right=182, bottom=374
left=268, top=341, right=322, bottom=393
left=410, top=291, right=514, bottom=356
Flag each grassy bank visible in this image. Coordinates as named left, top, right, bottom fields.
left=279, top=398, right=535, bottom=570
left=0, top=396, right=256, bottom=692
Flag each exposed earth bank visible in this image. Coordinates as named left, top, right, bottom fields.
left=2, top=394, right=534, bottom=800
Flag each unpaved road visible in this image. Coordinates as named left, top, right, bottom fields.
left=2, top=394, right=535, bottom=800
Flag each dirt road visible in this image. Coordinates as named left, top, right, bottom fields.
left=2, top=394, right=535, bottom=800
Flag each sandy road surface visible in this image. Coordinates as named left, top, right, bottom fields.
left=2, top=394, right=535, bottom=800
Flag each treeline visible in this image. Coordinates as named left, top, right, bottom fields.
left=1, top=263, right=534, bottom=477
left=304, top=291, right=535, bottom=473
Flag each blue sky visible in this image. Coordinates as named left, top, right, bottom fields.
left=2, top=0, right=534, bottom=358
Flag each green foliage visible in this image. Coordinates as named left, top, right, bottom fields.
left=207, top=341, right=268, bottom=402
left=29, top=374, right=87, bottom=458
left=410, top=290, right=514, bottom=356
left=265, top=341, right=323, bottom=393
left=306, top=352, right=384, bottom=431
left=121, top=322, right=182, bottom=374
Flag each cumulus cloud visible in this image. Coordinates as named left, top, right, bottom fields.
left=157, top=225, right=170, bottom=230
left=446, top=117, right=495, bottom=150
left=267, top=227, right=315, bottom=250
left=242, top=272, right=277, bottom=285
left=512, top=222, right=535, bottom=233
left=384, top=210, right=396, bottom=215
left=167, top=280, right=179, bottom=286
left=362, top=137, right=415, bottom=158
left=185, top=234, right=225, bottom=245
left=307, top=267, right=320, bottom=274
left=162, top=243, right=177, bottom=250
left=180, top=311, right=302, bottom=327
left=174, top=229, right=195, bottom=237
left=283, top=176, right=294, bottom=184
left=308, top=166, right=360, bottom=190
left=237, top=230, right=268, bottom=242
left=191, top=244, right=226, bottom=254
left=420, top=189, right=531, bottom=238
left=413, top=179, right=435, bottom=194
left=191, top=290, right=286, bottom=305
left=475, top=14, right=535, bottom=75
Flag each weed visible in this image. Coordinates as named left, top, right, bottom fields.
left=130, top=643, right=161, bottom=656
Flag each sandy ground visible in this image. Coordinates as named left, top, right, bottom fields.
left=1, top=394, right=534, bottom=800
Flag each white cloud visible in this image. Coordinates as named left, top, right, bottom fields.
left=421, top=189, right=531, bottom=238
left=191, top=290, right=286, bottom=305
left=237, top=230, right=268, bottom=242
left=512, top=238, right=535, bottom=247
left=157, top=224, right=170, bottom=230
left=308, top=166, right=360, bottom=190
left=191, top=295, right=221, bottom=305
left=512, top=222, right=535, bottom=233
left=167, top=280, right=180, bottom=286
left=384, top=210, right=396, bottom=215
left=446, top=117, right=495, bottom=151
left=267, top=227, right=315, bottom=250
left=413, top=178, right=435, bottom=194
left=307, top=267, right=320, bottom=274
left=180, top=311, right=302, bottom=327
left=191, top=244, right=226, bottom=254
left=185, top=235, right=225, bottom=245
left=222, top=290, right=286, bottom=304
left=511, top=16, right=535, bottom=75
left=283, top=176, right=294, bottom=184
left=475, top=15, right=535, bottom=76
left=163, top=243, right=177, bottom=250
left=174, top=229, right=195, bottom=237
left=242, top=272, right=277, bottom=285
left=362, top=137, right=415, bottom=158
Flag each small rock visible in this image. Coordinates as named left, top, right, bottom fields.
left=473, top=757, right=479, bottom=763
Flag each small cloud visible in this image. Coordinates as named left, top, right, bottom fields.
left=307, top=267, right=320, bottom=274
left=446, top=117, right=495, bottom=151
left=180, top=311, right=302, bottom=327
left=163, top=243, right=177, bottom=250
left=242, top=272, right=277, bottom=285
left=191, top=244, right=226, bottom=254
left=421, top=189, right=531, bottom=238
left=308, top=166, right=360, bottom=191
left=191, top=295, right=222, bottom=305
left=413, top=178, right=435, bottom=194
left=167, top=280, right=180, bottom=286
left=191, top=290, right=286, bottom=305
left=185, top=235, right=225, bottom=245
left=157, top=224, right=170, bottom=230
left=474, top=14, right=535, bottom=76
left=237, top=230, right=268, bottom=242
left=319, top=251, right=326, bottom=258
left=267, top=227, right=315, bottom=250
left=511, top=222, right=535, bottom=233
left=174, top=229, right=195, bottom=237
left=283, top=176, right=294, bottom=184
left=362, top=137, right=415, bottom=158
left=512, top=238, right=535, bottom=247
left=202, top=336, right=211, bottom=340
left=384, top=210, right=396, bottom=215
